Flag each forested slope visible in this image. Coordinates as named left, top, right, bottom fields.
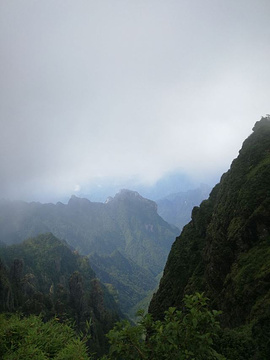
left=149, top=117, right=270, bottom=358
left=0, top=233, right=121, bottom=356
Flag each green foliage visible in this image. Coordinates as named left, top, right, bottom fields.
left=221, top=239, right=270, bottom=331
left=215, top=325, right=255, bottom=360
left=0, top=313, right=90, bottom=359
left=104, top=293, right=226, bottom=360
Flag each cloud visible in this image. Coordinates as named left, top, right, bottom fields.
left=0, top=0, right=270, bottom=201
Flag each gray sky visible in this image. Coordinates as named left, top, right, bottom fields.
left=1, top=0, right=269, bottom=201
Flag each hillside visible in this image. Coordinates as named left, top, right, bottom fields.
left=0, top=190, right=178, bottom=317
left=0, top=233, right=121, bottom=356
left=149, top=116, right=270, bottom=359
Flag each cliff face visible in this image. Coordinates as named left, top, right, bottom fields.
left=149, top=117, right=270, bottom=356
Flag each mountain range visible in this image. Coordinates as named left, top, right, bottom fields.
left=0, top=189, right=179, bottom=318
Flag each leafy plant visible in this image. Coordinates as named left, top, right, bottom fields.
left=103, top=293, right=226, bottom=360
left=0, top=313, right=90, bottom=359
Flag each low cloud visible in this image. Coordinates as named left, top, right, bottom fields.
left=0, top=0, right=269, bottom=201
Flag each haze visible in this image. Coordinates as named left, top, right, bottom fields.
left=1, top=0, right=269, bottom=202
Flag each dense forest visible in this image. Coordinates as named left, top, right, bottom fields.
left=0, top=233, right=121, bottom=357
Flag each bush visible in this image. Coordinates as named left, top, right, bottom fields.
left=103, top=293, right=226, bottom=360
left=0, top=313, right=90, bottom=359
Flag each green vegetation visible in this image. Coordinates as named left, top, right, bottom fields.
left=0, top=313, right=89, bottom=359
left=103, top=293, right=225, bottom=360
left=0, top=233, right=121, bottom=357
left=0, top=293, right=228, bottom=359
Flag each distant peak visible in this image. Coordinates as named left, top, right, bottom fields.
left=68, top=195, right=91, bottom=206
left=112, top=189, right=147, bottom=202
left=105, top=196, right=113, bottom=204
left=117, top=189, right=142, bottom=198
left=108, top=189, right=158, bottom=211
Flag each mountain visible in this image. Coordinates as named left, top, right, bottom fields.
left=0, top=189, right=179, bottom=317
left=156, top=184, right=211, bottom=229
left=77, top=172, right=198, bottom=203
left=0, top=233, right=121, bottom=356
left=149, top=116, right=270, bottom=359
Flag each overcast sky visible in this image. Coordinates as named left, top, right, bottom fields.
left=0, top=0, right=269, bottom=202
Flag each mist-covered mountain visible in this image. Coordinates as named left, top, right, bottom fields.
left=149, top=117, right=270, bottom=359
left=0, top=189, right=179, bottom=317
left=156, top=184, right=211, bottom=229
left=76, top=172, right=202, bottom=203
left=0, top=233, right=121, bottom=356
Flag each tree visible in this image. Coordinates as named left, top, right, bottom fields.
left=0, top=293, right=227, bottom=359
left=0, top=313, right=90, bottom=360
left=103, top=293, right=226, bottom=360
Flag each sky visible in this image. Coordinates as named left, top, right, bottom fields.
left=0, top=0, right=270, bottom=202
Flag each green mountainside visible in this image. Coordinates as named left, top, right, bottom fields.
left=0, top=233, right=121, bottom=356
left=149, top=116, right=270, bottom=358
left=0, top=189, right=178, bottom=317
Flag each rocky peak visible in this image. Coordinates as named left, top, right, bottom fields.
left=68, top=195, right=91, bottom=208
left=110, top=189, right=158, bottom=211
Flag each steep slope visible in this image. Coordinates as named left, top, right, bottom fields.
left=156, top=184, right=211, bottom=229
left=0, top=233, right=121, bottom=356
left=149, top=117, right=270, bottom=358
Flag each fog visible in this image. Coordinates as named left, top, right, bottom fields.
left=1, top=0, right=269, bottom=201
